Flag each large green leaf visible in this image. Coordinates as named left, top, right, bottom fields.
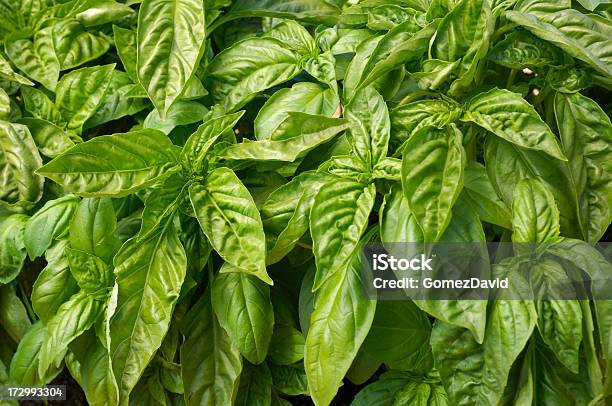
left=235, top=361, right=273, bottom=406
left=401, top=125, right=464, bottom=242
left=222, top=113, right=348, bottom=163
left=69, top=198, right=120, bottom=264
left=180, top=111, right=245, bottom=173
left=0, top=214, right=28, bottom=285
left=38, top=290, right=103, bottom=378
left=4, top=29, right=60, bottom=90
left=310, top=180, right=375, bottom=290
left=137, top=0, right=206, bottom=116
left=511, top=178, right=560, bottom=243
left=254, top=82, right=339, bottom=141
left=181, top=290, right=243, bottom=406
left=431, top=0, right=486, bottom=61
left=9, top=322, right=61, bottom=386
left=189, top=167, right=271, bottom=284
left=50, top=19, right=110, bottom=70
left=390, top=98, right=460, bottom=154
left=262, top=171, right=331, bottom=265
left=31, top=240, right=79, bottom=323
left=66, top=330, right=118, bottom=406
left=362, top=301, right=431, bottom=371
left=205, top=37, right=302, bottom=112
left=555, top=92, right=612, bottom=242
left=0, top=53, right=33, bottom=86
left=211, top=267, right=274, bottom=364
left=506, top=9, right=612, bottom=76
left=531, top=259, right=582, bottom=373
left=345, top=86, right=390, bottom=168
left=109, top=220, right=186, bottom=402
left=0, top=121, right=44, bottom=206
left=54, top=64, right=115, bottom=133
left=18, top=118, right=77, bottom=158
left=462, top=88, right=565, bottom=160
left=24, top=194, right=79, bottom=259
left=462, top=162, right=511, bottom=229
left=431, top=296, right=536, bottom=406
left=0, top=284, right=31, bottom=344
left=38, top=129, right=179, bottom=197
left=225, top=0, right=340, bottom=25
left=305, top=234, right=376, bottom=406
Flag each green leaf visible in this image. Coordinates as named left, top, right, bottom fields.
left=21, top=87, right=64, bottom=126
left=50, top=19, right=110, bottom=70
left=511, top=178, right=560, bottom=243
left=351, top=371, right=414, bottom=406
left=305, top=239, right=376, bottom=406
left=506, top=9, right=612, bottom=76
left=180, top=111, right=245, bottom=173
left=431, top=297, right=536, bottom=406
left=181, top=290, right=243, bottom=406
left=462, top=162, right=511, bottom=229
left=24, top=194, right=79, bottom=259
left=74, top=0, right=134, bottom=27
left=390, top=98, right=460, bottom=154
left=380, top=187, right=424, bottom=244
left=0, top=214, right=28, bottom=284
left=226, top=0, right=340, bottom=25
left=4, top=29, right=60, bottom=90
left=268, top=325, right=305, bottom=365
left=0, top=53, right=33, bottom=86
left=270, top=363, right=309, bottom=396
left=211, top=266, right=274, bottom=364
left=18, top=118, right=77, bottom=158
left=345, top=86, right=390, bottom=168
left=262, top=171, right=331, bottom=265
left=189, top=167, right=271, bottom=284
left=38, top=290, right=103, bottom=378
left=205, top=37, right=302, bottom=112
left=31, top=239, right=79, bottom=323
left=0, top=121, right=44, bottom=206
left=143, top=100, right=208, bottom=135
left=222, top=113, right=348, bottom=163
left=85, top=70, right=148, bottom=129
left=0, top=284, right=31, bottom=343
left=66, top=329, right=118, bottom=406
left=531, top=259, right=582, bottom=373
left=401, top=125, right=465, bottom=242
left=254, top=82, right=339, bottom=141
left=38, top=129, right=179, bottom=197
left=235, top=361, right=273, bottom=406
left=345, top=22, right=438, bottom=100
left=431, top=0, right=487, bottom=61
left=462, top=88, right=566, bottom=160
left=109, top=220, right=186, bottom=402
left=554, top=92, right=612, bottom=242
left=54, top=64, right=115, bottom=133
left=139, top=173, right=185, bottom=241
left=113, top=25, right=139, bottom=83
left=137, top=0, right=206, bottom=116
left=69, top=198, right=120, bottom=264
left=484, top=137, right=584, bottom=239
left=362, top=301, right=431, bottom=371
left=9, top=322, right=61, bottom=386
left=310, top=181, right=375, bottom=290
left=487, top=31, right=565, bottom=69
left=66, top=248, right=111, bottom=296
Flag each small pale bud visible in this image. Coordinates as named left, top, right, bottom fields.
left=522, top=68, right=534, bottom=75
left=532, top=88, right=540, bottom=96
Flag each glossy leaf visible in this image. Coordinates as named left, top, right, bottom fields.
left=462, top=88, right=566, bottom=160
left=211, top=266, right=274, bottom=364
left=0, top=214, right=28, bottom=284
left=38, top=129, right=179, bottom=197
left=109, top=220, right=187, bottom=402
left=137, top=0, right=206, bottom=116
left=511, top=178, right=560, bottom=243
left=189, top=167, right=271, bottom=284
left=305, top=236, right=376, bottom=406
left=401, top=125, right=465, bottom=242
left=222, top=113, right=348, bottom=163
left=0, top=121, right=44, bottom=206
left=310, top=181, right=375, bottom=290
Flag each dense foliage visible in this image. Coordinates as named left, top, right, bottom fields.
left=0, top=0, right=611, bottom=405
